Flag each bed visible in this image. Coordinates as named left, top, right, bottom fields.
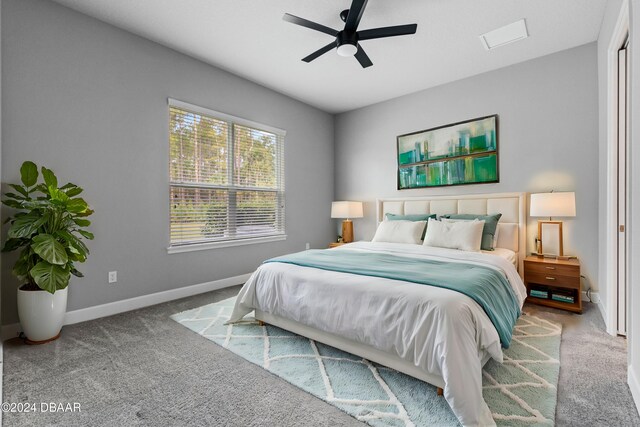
left=229, top=192, right=527, bottom=427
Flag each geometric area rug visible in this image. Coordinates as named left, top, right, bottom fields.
left=171, top=297, right=561, bottom=427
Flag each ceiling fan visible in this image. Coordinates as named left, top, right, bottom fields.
left=283, top=0, right=417, bottom=68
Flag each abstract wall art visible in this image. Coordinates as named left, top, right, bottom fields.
left=397, top=115, right=499, bottom=189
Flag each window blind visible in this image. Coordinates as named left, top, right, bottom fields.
left=169, top=101, right=285, bottom=247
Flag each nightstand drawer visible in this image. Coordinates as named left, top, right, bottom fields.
left=524, top=261, right=579, bottom=277
left=525, top=272, right=580, bottom=289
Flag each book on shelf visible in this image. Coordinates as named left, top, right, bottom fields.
left=551, top=294, right=575, bottom=304
left=530, top=289, right=549, bottom=299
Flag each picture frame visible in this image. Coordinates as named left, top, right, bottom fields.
left=397, top=115, right=499, bottom=189
left=538, top=220, right=564, bottom=257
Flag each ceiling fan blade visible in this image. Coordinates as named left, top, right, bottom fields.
left=354, top=45, right=373, bottom=68
left=345, top=0, right=369, bottom=32
left=358, top=24, right=417, bottom=41
left=283, top=13, right=339, bottom=37
left=302, top=42, right=337, bottom=63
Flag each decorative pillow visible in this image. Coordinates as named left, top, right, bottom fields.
left=385, top=213, right=436, bottom=239
left=440, top=213, right=502, bottom=251
left=423, top=218, right=485, bottom=252
left=372, top=220, right=427, bottom=244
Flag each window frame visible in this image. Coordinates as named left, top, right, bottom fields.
left=167, top=99, right=286, bottom=253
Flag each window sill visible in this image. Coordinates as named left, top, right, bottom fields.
left=167, top=235, right=287, bottom=254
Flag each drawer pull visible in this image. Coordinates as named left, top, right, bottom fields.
left=545, top=266, right=556, bottom=270
left=545, top=276, right=556, bottom=281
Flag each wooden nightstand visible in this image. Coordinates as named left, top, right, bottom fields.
left=524, top=256, right=582, bottom=313
left=328, top=242, right=346, bottom=248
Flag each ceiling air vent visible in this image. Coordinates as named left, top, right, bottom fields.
left=479, top=19, right=529, bottom=50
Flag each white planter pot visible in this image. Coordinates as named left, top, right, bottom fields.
left=17, top=287, right=68, bottom=343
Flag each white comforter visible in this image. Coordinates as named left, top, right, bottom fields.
left=229, top=242, right=526, bottom=427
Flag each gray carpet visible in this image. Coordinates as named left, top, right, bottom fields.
left=525, top=303, right=640, bottom=426
left=3, top=286, right=639, bottom=426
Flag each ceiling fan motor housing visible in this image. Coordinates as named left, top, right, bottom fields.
left=336, top=31, right=358, bottom=56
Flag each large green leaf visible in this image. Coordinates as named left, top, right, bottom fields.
left=41, top=166, right=58, bottom=190
left=20, top=199, right=50, bottom=210
left=14, top=248, right=34, bottom=282
left=55, top=230, right=89, bottom=257
left=70, top=266, right=84, bottom=278
left=20, top=161, right=38, bottom=187
left=34, top=183, right=48, bottom=194
left=48, top=188, right=70, bottom=203
left=1, top=238, right=28, bottom=252
left=4, top=192, right=26, bottom=201
left=7, top=213, right=45, bottom=239
left=8, top=184, right=30, bottom=198
left=63, top=185, right=83, bottom=197
left=73, top=218, right=91, bottom=227
left=67, top=198, right=88, bottom=213
left=77, top=230, right=94, bottom=240
left=30, top=261, right=70, bottom=293
left=2, top=199, right=23, bottom=209
left=31, top=234, right=68, bottom=265
left=13, top=259, right=31, bottom=281
left=68, top=251, right=86, bottom=263
left=76, top=208, right=94, bottom=217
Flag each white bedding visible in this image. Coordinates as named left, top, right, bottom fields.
left=483, top=247, right=517, bottom=267
left=229, top=242, right=526, bottom=427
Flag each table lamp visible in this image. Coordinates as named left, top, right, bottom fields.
left=331, top=201, right=363, bottom=243
left=530, top=191, right=576, bottom=259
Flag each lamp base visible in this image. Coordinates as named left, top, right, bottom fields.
left=342, top=220, right=354, bottom=243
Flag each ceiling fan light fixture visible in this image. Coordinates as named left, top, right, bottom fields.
left=337, top=43, right=358, bottom=57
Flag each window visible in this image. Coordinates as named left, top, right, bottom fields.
left=168, top=99, right=285, bottom=251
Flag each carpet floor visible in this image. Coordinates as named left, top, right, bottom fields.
left=3, top=285, right=639, bottom=426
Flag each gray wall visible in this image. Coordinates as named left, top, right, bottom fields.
left=334, top=43, right=599, bottom=290
left=1, top=0, right=334, bottom=325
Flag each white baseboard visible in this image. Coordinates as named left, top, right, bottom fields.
left=628, top=365, right=640, bottom=415
left=1, top=273, right=252, bottom=341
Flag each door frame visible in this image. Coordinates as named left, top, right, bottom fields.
left=605, top=0, right=629, bottom=335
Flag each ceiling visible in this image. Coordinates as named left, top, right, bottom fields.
left=51, top=0, right=608, bottom=114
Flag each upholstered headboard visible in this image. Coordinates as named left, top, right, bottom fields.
left=376, top=192, right=527, bottom=276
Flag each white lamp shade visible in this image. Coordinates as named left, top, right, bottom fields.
left=530, top=192, right=576, bottom=217
left=331, top=201, right=363, bottom=219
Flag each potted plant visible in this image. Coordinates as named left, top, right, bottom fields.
left=2, top=161, right=94, bottom=344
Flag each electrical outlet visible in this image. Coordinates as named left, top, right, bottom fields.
left=305, top=242, right=310, bottom=250
left=108, top=271, right=117, bottom=283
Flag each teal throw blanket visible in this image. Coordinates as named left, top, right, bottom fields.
left=265, top=249, right=520, bottom=348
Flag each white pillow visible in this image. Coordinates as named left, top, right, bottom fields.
left=423, top=218, right=485, bottom=252
left=441, top=217, right=500, bottom=248
left=372, top=220, right=426, bottom=244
